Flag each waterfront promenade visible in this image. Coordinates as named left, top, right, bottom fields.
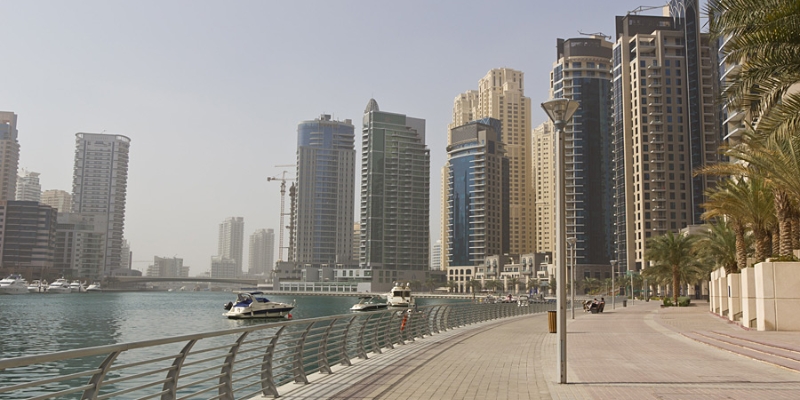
left=270, top=300, right=800, bottom=400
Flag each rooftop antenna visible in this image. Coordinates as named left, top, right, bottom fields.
left=627, top=5, right=664, bottom=16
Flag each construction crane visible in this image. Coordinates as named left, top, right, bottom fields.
left=267, top=165, right=296, bottom=262
left=578, top=31, right=611, bottom=41
left=627, top=5, right=664, bottom=16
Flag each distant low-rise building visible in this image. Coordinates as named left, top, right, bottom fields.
left=42, top=190, right=72, bottom=213
left=54, top=212, right=107, bottom=280
left=211, top=256, right=237, bottom=279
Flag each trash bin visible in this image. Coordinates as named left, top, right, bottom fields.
left=623, top=299, right=627, bottom=307
left=547, top=310, right=557, bottom=333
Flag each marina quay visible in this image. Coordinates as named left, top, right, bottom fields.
left=2, top=298, right=800, bottom=399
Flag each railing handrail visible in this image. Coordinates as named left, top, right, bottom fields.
left=0, top=301, right=555, bottom=399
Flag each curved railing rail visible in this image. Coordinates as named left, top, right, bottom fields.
left=0, top=301, right=555, bottom=399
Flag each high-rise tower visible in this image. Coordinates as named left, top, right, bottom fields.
left=548, top=36, right=615, bottom=266
left=249, top=228, right=275, bottom=275
left=611, top=2, right=720, bottom=272
left=73, top=133, right=130, bottom=276
left=0, top=112, right=20, bottom=201
left=445, top=118, right=509, bottom=267
left=452, top=69, right=533, bottom=255
left=16, top=169, right=41, bottom=202
left=293, top=114, right=355, bottom=264
left=218, top=217, right=244, bottom=275
left=360, top=99, right=430, bottom=271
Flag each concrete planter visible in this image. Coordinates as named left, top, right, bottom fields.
left=754, top=261, right=800, bottom=331
left=740, top=267, right=757, bottom=329
left=727, top=273, right=741, bottom=322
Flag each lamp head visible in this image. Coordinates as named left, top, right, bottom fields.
left=540, top=98, right=580, bottom=128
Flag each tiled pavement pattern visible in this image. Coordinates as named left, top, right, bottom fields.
left=264, top=301, right=800, bottom=400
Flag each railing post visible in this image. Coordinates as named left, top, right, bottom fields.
left=219, top=331, right=249, bottom=400
left=340, top=316, right=357, bottom=365
left=356, top=313, right=374, bottom=359
left=383, top=311, right=396, bottom=349
left=318, top=319, right=337, bottom=374
left=293, top=324, right=314, bottom=384
left=260, top=326, right=286, bottom=398
left=372, top=312, right=388, bottom=354
left=160, top=340, right=197, bottom=400
left=430, top=306, right=441, bottom=334
left=82, top=350, right=122, bottom=400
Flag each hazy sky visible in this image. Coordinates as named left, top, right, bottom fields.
left=1, top=0, right=704, bottom=275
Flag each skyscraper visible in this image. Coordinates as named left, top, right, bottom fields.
left=452, top=69, right=533, bottom=255
left=249, top=228, right=275, bottom=275
left=218, top=217, right=244, bottom=275
left=445, top=118, right=509, bottom=266
left=360, top=99, right=430, bottom=271
left=0, top=201, right=57, bottom=271
left=611, top=2, right=720, bottom=272
left=548, top=36, right=615, bottom=266
left=72, top=133, right=131, bottom=276
left=42, top=189, right=72, bottom=213
left=0, top=112, right=20, bottom=201
left=533, top=121, right=555, bottom=253
left=293, top=114, right=355, bottom=264
left=16, top=170, right=41, bottom=202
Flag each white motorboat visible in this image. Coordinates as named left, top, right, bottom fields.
left=350, top=295, right=388, bottom=312
left=27, top=279, right=48, bottom=293
left=47, top=278, right=72, bottom=294
left=0, top=274, right=29, bottom=295
left=223, top=292, right=295, bottom=319
left=86, top=282, right=102, bottom=292
left=69, top=281, right=86, bottom=293
left=386, top=283, right=414, bottom=308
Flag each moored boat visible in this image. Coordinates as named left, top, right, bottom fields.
left=68, top=281, right=86, bottom=293
left=0, top=274, right=29, bottom=295
left=386, top=283, right=414, bottom=308
left=350, top=295, right=388, bottom=312
left=222, top=292, right=295, bottom=319
left=47, top=278, right=72, bottom=294
left=86, top=282, right=102, bottom=292
left=27, top=279, right=48, bottom=293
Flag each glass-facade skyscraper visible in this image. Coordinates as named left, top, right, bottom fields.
left=550, top=37, right=615, bottom=266
left=360, top=99, right=429, bottom=271
left=446, top=118, right=508, bottom=266
left=293, top=114, right=355, bottom=265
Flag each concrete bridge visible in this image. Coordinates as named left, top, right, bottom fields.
left=110, top=276, right=260, bottom=285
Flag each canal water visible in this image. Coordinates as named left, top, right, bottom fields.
left=0, top=291, right=470, bottom=360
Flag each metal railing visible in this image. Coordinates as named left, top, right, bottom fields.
left=0, top=301, right=554, bottom=399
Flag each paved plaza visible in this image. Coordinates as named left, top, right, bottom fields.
left=267, top=300, right=800, bottom=400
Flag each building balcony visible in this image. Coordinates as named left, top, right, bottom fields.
left=651, top=185, right=666, bottom=192
left=649, top=146, right=665, bottom=153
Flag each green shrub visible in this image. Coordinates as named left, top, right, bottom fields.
left=677, top=296, right=691, bottom=307
left=662, top=297, right=673, bottom=307
left=769, top=255, right=799, bottom=262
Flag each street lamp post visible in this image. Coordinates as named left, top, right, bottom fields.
left=541, top=98, right=579, bottom=384
left=567, top=236, right=577, bottom=319
left=611, top=260, right=618, bottom=310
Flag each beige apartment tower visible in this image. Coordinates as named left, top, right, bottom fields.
left=612, top=7, right=719, bottom=272
left=449, top=69, right=533, bottom=256
left=533, top=121, right=555, bottom=253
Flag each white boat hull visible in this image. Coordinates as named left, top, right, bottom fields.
left=223, top=292, right=295, bottom=319
left=0, top=285, right=28, bottom=295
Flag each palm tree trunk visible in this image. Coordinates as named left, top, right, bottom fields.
left=775, top=189, right=793, bottom=256
left=771, top=228, right=780, bottom=258
left=793, top=213, right=800, bottom=253
left=734, top=222, right=747, bottom=272
left=754, top=228, right=771, bottom=262
left=672, top=264, right=679, bottom=306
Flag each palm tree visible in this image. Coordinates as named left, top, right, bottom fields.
left=645, top=231, right=704, bottom=305
left=468, top=279, right=483, bottom=300
left=424, top=278, right=437, bottom=293
left=698, top=167, right=776, bottom=262
left=694, top=220, right=748, bottom=274
left=507, top=277, right=520, bottom=294
left=445, top=280, right=458, bottom=294
left=582, top=277, right=599, bottom=295
left=708, top=0, right=800, bottom=140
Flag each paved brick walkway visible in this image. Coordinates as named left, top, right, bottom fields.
left=264, top=301, right=800, bottom=400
